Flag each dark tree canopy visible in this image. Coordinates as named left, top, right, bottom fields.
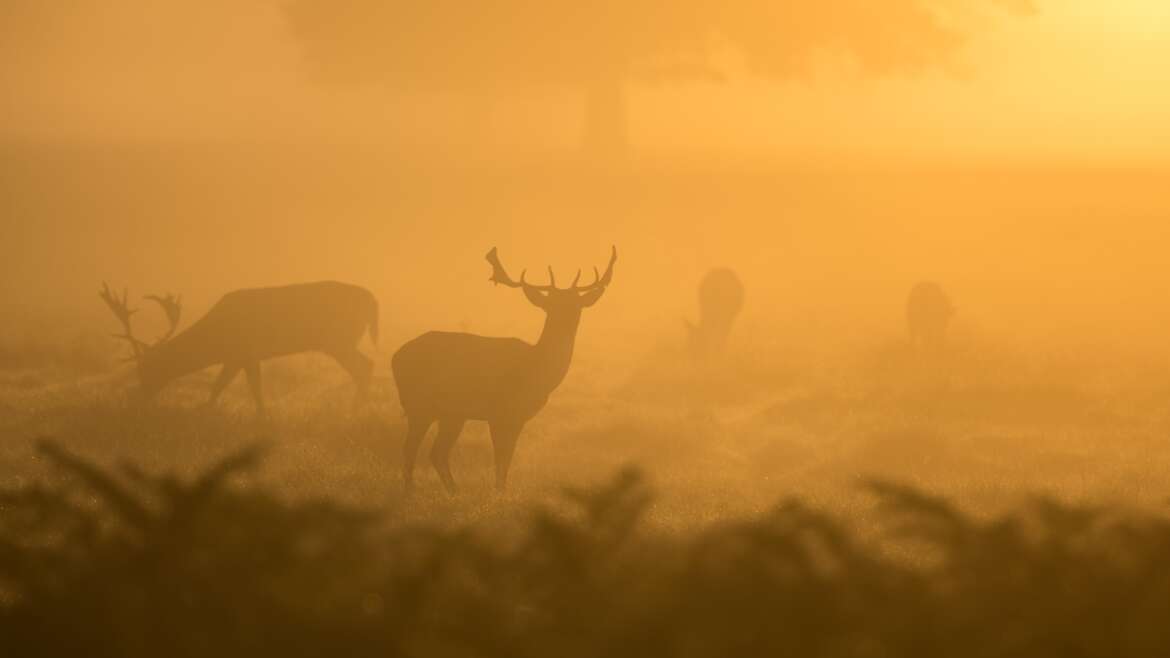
left=283, top=1, right=1035, bottom=152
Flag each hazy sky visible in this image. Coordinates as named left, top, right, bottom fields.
left=2, top=0, right=1168, bottom=161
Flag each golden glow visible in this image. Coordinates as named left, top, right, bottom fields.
left=2, top=2, right=1170, bottom=371
left=6, top=8, right=1170, bottom=648
left=0, top=1, right=1167, bottom=162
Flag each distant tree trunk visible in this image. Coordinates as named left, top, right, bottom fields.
left=583, top=72, right=629, bottom=161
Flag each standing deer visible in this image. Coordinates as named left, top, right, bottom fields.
left=392, top=246, right=617, bottom=492
left=906, top=280, right=954, bottom=350
left=686, top=268, right=745, bottom=358
left=100, top=281, right=378, bottom=415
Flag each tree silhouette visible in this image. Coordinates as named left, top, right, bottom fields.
left=284, top=0, right=1034, bottom=157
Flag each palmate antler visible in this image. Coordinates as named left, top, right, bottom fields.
left=486, top=246, right=617, bottom=293
left=99, top=283, right=184, bottom=361
left=99, top=283, right=146, bottom=361
left=144, top=293, right=182, bottom=343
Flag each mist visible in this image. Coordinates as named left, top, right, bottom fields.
left=4, top=1, right=1169, bottom=351
left=4, top=2, right=1170, bottom=656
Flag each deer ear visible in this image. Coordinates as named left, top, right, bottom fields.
left=576, top=286, right=607, bottom=308
left=523, top=286, right=549, bottom=308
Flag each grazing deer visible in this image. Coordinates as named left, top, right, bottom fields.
left=686, top=268, right=745, bottom=358
left=906, top=280, right=954, bottom=350
left=392, top=246, right=617, bottom=492
left=100, top=281, right=378, bottom=415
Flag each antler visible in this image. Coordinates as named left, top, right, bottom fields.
left=573, top=245, right=618, bottom=291
left=144, top=293, right=182, bottom=344
left=485, top=246, right=617, bottom=293
left=486, top=247, right=521, bottom=288
left=100, top=284, right=184, bottom=361
left=485, top=247, right=558, bottom=291
left=99, top=282, right=145, bottom=361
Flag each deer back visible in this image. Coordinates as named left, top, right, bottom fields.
left=392, top=331, right=546, bottom=421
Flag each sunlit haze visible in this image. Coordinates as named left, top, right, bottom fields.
left=2, top=1, right=1167, bottom=161
left=4, top=4, right=1170, bottom=655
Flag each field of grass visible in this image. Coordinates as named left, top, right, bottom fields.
left=4, top=323, right=1170, bottom=523
left=6, top=145, right=1170, bottom=654
left=4, top=329, right=1170, bottom=656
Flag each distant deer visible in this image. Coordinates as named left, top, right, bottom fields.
left=906, top=281, right=954, bottom=350
left=100, top=281, right=378, bottom=415
left=392, top=246, right=617, bottom=492
left=686, top=268, right=745, bottom=358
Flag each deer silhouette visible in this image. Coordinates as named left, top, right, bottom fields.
left=686, top=268, right=745, bottom=358
left=100, top=281, right=378, bottom=416
left=906, top=281, right=954, bottom=350
left=392, top=246, right=617, bottom=492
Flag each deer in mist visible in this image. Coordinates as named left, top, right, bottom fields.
left=100, top=281, right=379, bottom=416
left=686, top=268, right=745, bottom=358
left=392, top=246, right=617, bottom=492
left=906, top=281, right=954, bottom=350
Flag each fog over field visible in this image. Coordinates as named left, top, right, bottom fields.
left=4, top=2, right=1170, bottom=656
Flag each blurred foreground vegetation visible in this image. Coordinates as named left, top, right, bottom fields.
left=3, top=439, right=1169, bottom=658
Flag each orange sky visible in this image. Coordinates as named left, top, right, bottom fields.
left=2, top=0, right=1168, bottom=162
left=645, top=0, right=1170, bottom=162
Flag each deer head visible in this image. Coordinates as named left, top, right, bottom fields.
left=485, top=246, right=617, bottom=315
left=99, top=283, right=183, bottom=391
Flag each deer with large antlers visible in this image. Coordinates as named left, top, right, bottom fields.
left=100, top=281, right=379, bottom=415
left=392, top=246, right=616, bottom=492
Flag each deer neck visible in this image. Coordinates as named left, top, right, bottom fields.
left=530, top=311, right=581, bottom=393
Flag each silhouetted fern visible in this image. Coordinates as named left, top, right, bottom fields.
left=4, top=442, right=1170, bottom=657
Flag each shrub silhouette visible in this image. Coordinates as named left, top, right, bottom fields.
left=0, top=439, right=381, bottom=658
left=3, top=441, right=1170, bottom=657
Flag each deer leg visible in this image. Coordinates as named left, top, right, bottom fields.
left=402, top=416, right=433, bottom=492
left=430, top=418, right=466, bottom=494
left=488, top=420, right=524, bottom=491
left=329, top=348, right=374, bottom=408
left=207, top=364, right=241, bottom=406
left=244, top=362, right=266, bottom=417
